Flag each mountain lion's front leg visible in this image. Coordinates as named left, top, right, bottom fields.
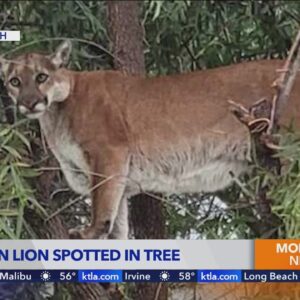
left=108, top=195, right=128, bottom=239
left=69, top=148, right=130, bottom=239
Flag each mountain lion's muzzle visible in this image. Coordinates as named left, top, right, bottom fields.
left=18, top=95, right=48, bottom=118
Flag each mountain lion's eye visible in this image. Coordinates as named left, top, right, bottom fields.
left=36, top=73, right=48, bottom=84
left=9, top=77, right=21, bottom=87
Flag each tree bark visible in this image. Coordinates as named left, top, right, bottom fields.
left=107, top=1, right=145, bottom=75
left=107, top=2, right=168, bottom=300
left=0, top=79, right=14, bottom=124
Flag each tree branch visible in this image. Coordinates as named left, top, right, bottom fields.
left=269, top=28, right=300, bottom=133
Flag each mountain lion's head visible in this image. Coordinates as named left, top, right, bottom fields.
left=0, top=40, right=72, bottom=119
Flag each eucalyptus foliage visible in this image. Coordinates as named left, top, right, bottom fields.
left=0, top=121, right=40, bottom=239
left=269, top=131, right=300, bottom=238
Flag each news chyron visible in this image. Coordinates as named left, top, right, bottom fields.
left=0, top=240, right=300, bottom=283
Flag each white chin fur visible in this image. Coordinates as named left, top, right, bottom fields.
left=25, top=111, right=45, bottom=119
left=19, top=103, right=47, bottom=119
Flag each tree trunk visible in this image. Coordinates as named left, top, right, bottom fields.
left=107, top=2, right=168, bottom=300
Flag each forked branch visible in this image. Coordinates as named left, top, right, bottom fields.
left=269, top=28, right=300, bottom=133
left=229, top=28, right=300, bottom=140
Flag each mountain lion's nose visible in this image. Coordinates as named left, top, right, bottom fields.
left=27, top=99, right=39, bottom=111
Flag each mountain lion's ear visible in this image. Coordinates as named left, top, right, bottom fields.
left=50, top=40, right=72, bottom=68
left=0, top=56, right=9, bottom=80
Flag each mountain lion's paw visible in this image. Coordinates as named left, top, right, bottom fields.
left=68, top=228, right=84, bottom=239
left=68, top=226, right=107, bottom=239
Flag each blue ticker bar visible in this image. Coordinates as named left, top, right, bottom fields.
left=0, top=270, right=300, bottom=283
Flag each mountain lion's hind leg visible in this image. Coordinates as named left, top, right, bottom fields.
left=69, top=149, right=130, bottom=239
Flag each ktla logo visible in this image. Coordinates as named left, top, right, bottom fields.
left=0, top=31, right=20, bottom=41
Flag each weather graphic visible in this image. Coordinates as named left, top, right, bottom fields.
left=159, top=271, right=170, bottom=281
left=40, top=271, right=51, bottom=281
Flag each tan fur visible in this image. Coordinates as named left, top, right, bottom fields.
left=1, top=42, right=300, bottom=239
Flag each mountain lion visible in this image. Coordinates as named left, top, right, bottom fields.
left=1, top=41, right=300, bottom=239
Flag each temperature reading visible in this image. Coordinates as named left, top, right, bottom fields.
left=179, top=272, right=195, bottom=281
left=60, top=272, right=76, bottom=281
